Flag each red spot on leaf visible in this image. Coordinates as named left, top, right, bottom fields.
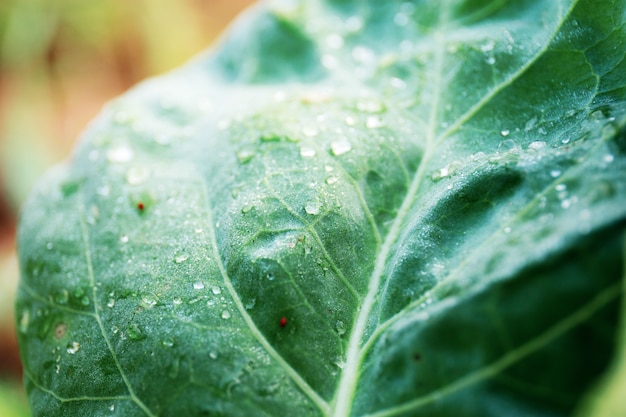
left=137, top=202, right=145, bottom=211
left=279, top=317, right=287, bottom=327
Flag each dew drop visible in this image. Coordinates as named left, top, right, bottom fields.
left=603, top=154, right=615, bottom=163
left=550, top=169, right=562, bottom=178
left=236, top=149, right=255, bottom=164
left=120, top=235, right=129, bottom=243
left=357, top=100, right=384, bottom=113
left=109, top=404, right=115, bottom=412
left=173, top=297, right=183, bottom=305
left=106, top=145, right=134, bottom=163
left=66, top=341, right=80, bottom=354
left=346, top=16, right=363, bottom=32
left=127, top=323, right=145, bottom=340
left=326, top=176, right=339, bottom=185
left=175, top=253, right=189, bottom=264
left=503, top=226, right=511, bottom=234
left=366, top=116, right=386, bottom=129
left=245, top=298, right=256, bottom=310
left=500, top=129, right=510, bottom=137
left=302, top=126, right=319, bottom=137
left=394, top=12, right=409, bottom=26
left=335, top=320, right=347, bottom=336
left=330, top=139, right=352, bottom=156
left=211, top=286, right=221, bottom=295
left=55, top=289, right=69, bottom=305
left=221, top=310, right=231, bottom=320
left=326, top=33, right=344, bottom=49
left=300, top=146, right=316, bottom=158
left=19, top=311, right=30, bottom=333
left=193, top=282, right=205, bottom=290
left=162, top=338, right=174, bottom=348
left=107, top=298, right=116, bottom=308
left=209, top=351, right=218, bottom=360
left=486, top=56, right=496, bottom=65
left=125, top=166, right=151, bottom=185
left=304, top=200, right=322, bottom=215
left=529, top=141, right=546, bottom=150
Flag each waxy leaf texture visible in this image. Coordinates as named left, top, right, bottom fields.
left=16, top=0, right=626, bottom=416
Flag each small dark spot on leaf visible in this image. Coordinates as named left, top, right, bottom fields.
left=137, top=202, right=145, bottom=211
left=413, top=353, right=422, bottom=361
left=54, top=323, right=67, bottom=339
left=279, top=317, right=287, bottom=327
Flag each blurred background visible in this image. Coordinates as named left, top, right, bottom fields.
left=0, top=1, right=254, bottom=415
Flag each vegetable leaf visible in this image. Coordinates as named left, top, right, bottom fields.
left=16, top=0, right=626, bottom=416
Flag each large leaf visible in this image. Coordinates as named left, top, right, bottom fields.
left=16, top=0, right=626, bottom=416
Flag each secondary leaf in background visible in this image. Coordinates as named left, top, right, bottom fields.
left=15, top=0, right=626, bottom=416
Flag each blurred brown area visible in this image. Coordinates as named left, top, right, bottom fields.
left=0, top=0, right=255, bottom=414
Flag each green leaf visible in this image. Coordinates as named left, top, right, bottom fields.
left=16, top=0, right=626, bottom=416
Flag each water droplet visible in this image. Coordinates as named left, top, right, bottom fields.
left=221, top=310, right=231, bottom=320
left=524, top=117, right=538, bottom=131
left=300, top=146, right=316, bottom=158
left=561, top=137, right=571, bottom=144
left=500, top=129, right=510, bottom=137
left=109, top=404, right=115, bottom=412
left=127, top=323, right=146, bottom=340
left=326, top=176, right=339, bottom=185
left=66, top=341, right=80, bottom=354
left=18, top=311, right=30, bottom=334
left=266, top=273, right=275, bottom=281
left=106, top=145, right=134, bottom=163
left=366, top=116, right=386, bottom=129
left=321, top=54, right=338, bottom=69
left=173, top=297, right=183, bottom=305
left=211, top=286, right=221, bottom=295
left=550, top=169, right=561, bottom=178
left=305, top=200, right=322, bottom=215
left=111, top=325, right=119, bottom=334
left=503, top=226, right=511, bottom=234
left=335, top=320, right=347, bottom=336
left=193, top=282, right=205, bottom=290
left=486, top=56, right=496, bottom=65
left=81, top=296, right=91, bottom=306
left=241, top=203, right=255, bottom=214
left=302, top=126, right=319, bottom=137
left=209, top=351, right=218, bottom=360
left=357, top=100, right=384, bottom=113
left=561, top=199, right=572, bottom=209
left=162, top=338, right=174, bottom=348
left=107, top=298, right=115, bottom=308
left=352, top=46, right=375, bottom=64
left=142, top=295, right=157, bottom=307
left=330, top=139, right=352, bottom=156
left=120, top=235, right=129, bottom=243
left=528, top=141, right=546, bottom=150
left=175, top=253, right=189, bottom=264
left=245, top=298, right=256, bottom=310
left=603, top=154, right=615, bottom=163
left=326, top=33, right=344, bottom=49
left=125, top=166, right=151, bottom=185
left=556, top=184, right=567, bottom=192
left=394, top=12, right=409, bottom=26
left=345, top=16, right=363, bottom=32
left=236, top=149, right=255, bottom=164
left=345, top=116, right=357, bottom=126
left=55, top=289, right=69, bottom=305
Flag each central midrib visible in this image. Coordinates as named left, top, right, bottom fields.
left=328, top=4, right=451, bottom=414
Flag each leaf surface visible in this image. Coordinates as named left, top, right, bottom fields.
left=16, top=0, right=626, bottom=416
